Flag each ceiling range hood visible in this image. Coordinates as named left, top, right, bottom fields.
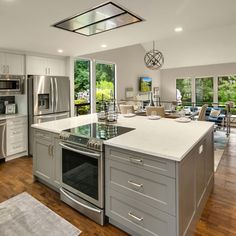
left=53, top=1, right=143, bottom=36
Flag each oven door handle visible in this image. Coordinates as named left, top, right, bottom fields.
left=59, top=142, right=101, bottom=158
left=60, top=188, right=102, bottom=214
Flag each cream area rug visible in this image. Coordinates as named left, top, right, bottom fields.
left=214, top=131, right=228, bottom=171
left=0, top=192, right=81, bottom=236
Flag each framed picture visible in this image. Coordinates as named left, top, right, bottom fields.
left=125, top=87, right=134, bottom=99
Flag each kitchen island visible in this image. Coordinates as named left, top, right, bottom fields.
left=32, top=114, right=214, bottom=236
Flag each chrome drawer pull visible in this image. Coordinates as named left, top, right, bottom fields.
left=128, top=180, right=143, bottom=188
left=129, top=157, right=143, bottom=165
left=128, top=211, right=143, bottom=222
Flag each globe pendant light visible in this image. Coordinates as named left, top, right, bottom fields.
left=144, top=41, right=164, bottom=70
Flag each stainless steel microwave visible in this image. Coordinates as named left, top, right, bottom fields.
left=0, top=75, right=24, bottom=95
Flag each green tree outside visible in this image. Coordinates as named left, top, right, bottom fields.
left=218, top=76, right=236, bottom=105
left=74, top=60, right=115, bottom=115
left=195, top=77, right=213, bottom=106
left=176, top=78, right=192, bottom=106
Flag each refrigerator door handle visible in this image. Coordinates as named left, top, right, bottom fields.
left=50, top=77, right=55, bottom=112
left=54, top=77, right=58, bottom=112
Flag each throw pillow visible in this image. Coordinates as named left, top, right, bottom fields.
left=210, top=109, right=221, bottom=117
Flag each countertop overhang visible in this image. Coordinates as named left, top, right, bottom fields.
left=32, top=114, right=214, bottom=162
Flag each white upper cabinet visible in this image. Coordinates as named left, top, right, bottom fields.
left=0, top=52, right=24, bottom=75
left=26, top=56, right=66, bottom=76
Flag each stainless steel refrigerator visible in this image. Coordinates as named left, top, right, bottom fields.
left=28, top=75, right=70, bottom=155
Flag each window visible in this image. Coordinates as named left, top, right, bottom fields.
left=218, top=76, right=236, bottom=105
left=74, top=59, right=91, bottom=115
left=96, top=62, right=115, bottom=111
left=195, top=77, right=213, bottom=106
left=176, top=78, right=192, bottom=105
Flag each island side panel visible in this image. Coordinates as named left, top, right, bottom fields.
left=177, top=128, right=214, bottom=236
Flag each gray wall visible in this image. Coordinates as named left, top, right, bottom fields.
left=83, top=44, right=160, bottom=101
left=160, top=62, right=236, bottom=102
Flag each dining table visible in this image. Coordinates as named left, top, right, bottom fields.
left=135, top=110, right=199, bottom=119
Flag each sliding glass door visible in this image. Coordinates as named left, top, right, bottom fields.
left=74, top=59, right=116, bottom=115
left=96, top=62, right=115, bottom=112
left=195, top=77, right=213, bottom=106
left=74, top=59, right=91, bottom=115
left=176, top=78, right=192, bottom=105
left=218, top=76, right=236, bottom=105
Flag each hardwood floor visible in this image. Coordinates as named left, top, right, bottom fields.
left=194, top=129, right=236, bottom=236
left=0, top=157, right=128, bottom=236
left=0, top=129, right=235, bottom=236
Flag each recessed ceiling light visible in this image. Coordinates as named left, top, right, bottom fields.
left=175, top=27, right=183, bottom=32
left=101, top=44, right=107, bottom=48
left=53, top=2, right=144, bottom=36
left=57, top=49, right=63, bottom=53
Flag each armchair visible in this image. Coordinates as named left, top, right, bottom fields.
left=205, top=107, right=225, bottom=127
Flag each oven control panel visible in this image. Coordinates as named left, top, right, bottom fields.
left=60, top=131, right=90, bottom=147
left=87, top=138, right=103, bottom=152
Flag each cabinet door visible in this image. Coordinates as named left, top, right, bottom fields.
left=34, top=137, right=53, bottom=182
left=196, top=141, right=206, bottom=207
left=26, top=56, right=47, bottom=75
left=47, top=58, right=66, bottom=76
left=5, top=53, right=24, bottom=75
left=52, top=137, right=61, bottom=188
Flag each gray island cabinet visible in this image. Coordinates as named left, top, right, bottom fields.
left=33, top=129, right=61, bottom=190
left=105, top=129, right=214, bottom=236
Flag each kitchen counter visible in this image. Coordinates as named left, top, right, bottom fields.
left=0, top=113, right=27, bottom=121
left=32, top=113, right=214, bottom=235
left=32, top=114, right=213, bottom=162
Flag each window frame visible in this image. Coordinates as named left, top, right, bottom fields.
left=73, top=58, right=117, bottom=115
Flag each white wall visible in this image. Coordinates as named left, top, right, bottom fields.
left=160, top=62, right=236, bottom=102
left=83, top=44, right=160, bottom=101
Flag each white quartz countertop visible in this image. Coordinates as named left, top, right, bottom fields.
left=0, top=113, right=26, bottom=121
left=32, top=114, right=214, bottom=162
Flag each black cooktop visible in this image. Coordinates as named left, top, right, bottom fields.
left=64, top=122, right=135, bottom=140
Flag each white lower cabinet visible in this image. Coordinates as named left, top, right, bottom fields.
left=33, top=129, right=61, bottom=190
left=6, top=116, right=27, bottom=156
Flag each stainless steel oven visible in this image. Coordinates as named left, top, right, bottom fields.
left=0, top=75, right=24, bottom=94
left=59, top=141, right=104, bottom=225
left=59, top=123, right=134, bottom=225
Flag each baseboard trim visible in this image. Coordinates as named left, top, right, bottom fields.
left=5, top=151, right=28, bottom=161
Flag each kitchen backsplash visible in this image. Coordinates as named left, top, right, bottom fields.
left=0, top=96, right=15, bottom=114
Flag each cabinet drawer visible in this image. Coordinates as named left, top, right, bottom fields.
left=8, top=125, right=26, bottom=137
left=7, top=142, right=27, bottom=156
left=107, top=189, right=176, bottom=236
left=34, top=130, right=52, bottom=142
left=108, top=159, right=176, bottom=216
left=8, top=135, right=26, bottom=145
left=106, top=147, right=176, bottom=178
left=7, top=117, right=27, bottom=126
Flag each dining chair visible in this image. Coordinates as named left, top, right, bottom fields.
left=146, top=106, right=165, bottom=117
left=198, top=104, right=208, bottom=121
left=119, top=104, right=135, bottom=114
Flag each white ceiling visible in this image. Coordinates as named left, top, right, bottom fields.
left=0, top=0, right=236, bottom=68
